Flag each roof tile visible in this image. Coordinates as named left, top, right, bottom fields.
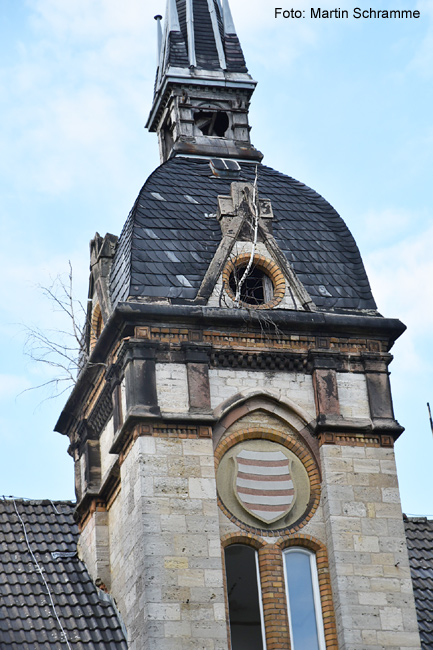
left=110, top=157, right=377, bottom=312
left=0, top=500, right=127, bottom=649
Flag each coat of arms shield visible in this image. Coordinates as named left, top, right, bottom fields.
left=234, top=448, right=296, bottom=524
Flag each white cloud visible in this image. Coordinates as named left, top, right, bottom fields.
left=0, top=0, right=160, bottom=198
left=366, top=222, right=433, bottom=331
left=29, top=0, right=154, bottom=44
left=354, top=207, right=417, bottom=250
left=409, top=0, right=433, bottom=77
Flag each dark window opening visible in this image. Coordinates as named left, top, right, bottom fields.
left=224, top=545, right=265, bottom=650
left=229, top=265, right=274, bottom=306
left=194, top=111, right=229, bottom=137
left=162, top=117, right=174, bottom=158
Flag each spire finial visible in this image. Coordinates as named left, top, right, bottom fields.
left=221, top=0, right=236, bottom=34
left=154, top=15, right=163, bottom=65
left=167, top=0, right=181, bottom=31
left=185, top=0, right=196, bottom=68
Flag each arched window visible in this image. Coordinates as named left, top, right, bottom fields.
left=283, top=548, right=326, bottom=650
left=224, top=545, right=266, bottom=650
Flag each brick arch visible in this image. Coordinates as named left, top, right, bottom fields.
left=276, top=534, right=338, bottom=650
left=215, top=426, right=321, bottom=536
left=221, top=531, right=266, bottom=550
left=222, top=252, right=286, bottom=310
left=89, top=302, right=103, bottom=351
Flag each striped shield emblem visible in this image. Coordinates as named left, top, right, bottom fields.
left=234, top=449, right=296, bottom=524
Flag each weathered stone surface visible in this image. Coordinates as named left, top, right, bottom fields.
left=156, top=363, right=189, bottom=413
left=106, top=436, right=229, bottom=650
left=321, top=444, right=421, bottom=649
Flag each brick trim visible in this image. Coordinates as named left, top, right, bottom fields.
left=221, top=533, right=338, bottom=650
left=90, top=303, right=103, bottom=351
left=220, top=531, right=265, bottom=549
left=319, top=431, right=394, bottom=448
left=117, top=422, right=213, bottom=466
left=258, top=544, right=292, bottom=650
left=222, top=253, right=286, bottom=310
left=134, top=325, right=385, bottom=357
left=276, top=535, right=339, bottom=650
left=215, top=426, right=321, bottom=536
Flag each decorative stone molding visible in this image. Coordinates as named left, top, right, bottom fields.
left=318, top=431, right=394, bottom=447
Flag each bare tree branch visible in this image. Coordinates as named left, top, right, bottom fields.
left=22, top=263, right=106, bottom=401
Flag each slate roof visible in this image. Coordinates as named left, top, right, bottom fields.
left=163, top=0, right=247, bottom=75
left=110, top=156, right=377, bottom=313
left=0, top=499, right=127, bottom=649
left=405, top=517, right=433, bottom=649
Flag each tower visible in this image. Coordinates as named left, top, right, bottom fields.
left=56, top=2, right=422, bottom=649
left=146, top=0, right=262, bottom=164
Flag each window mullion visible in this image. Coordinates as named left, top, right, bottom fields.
left=309, top=552, right=327, bottom=650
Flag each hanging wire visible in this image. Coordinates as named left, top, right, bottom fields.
left=11, top=499, right=74, bottom=650
left=49, top=499, right=60, bottom=514
left=234, top=166, right=260, bottom=306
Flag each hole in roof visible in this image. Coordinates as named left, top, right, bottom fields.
left=194, top=111, right=229, bottom=137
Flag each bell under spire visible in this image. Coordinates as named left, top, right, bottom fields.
left=146, top=0, right=263, bottom=163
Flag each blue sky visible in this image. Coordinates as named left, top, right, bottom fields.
left=0, top=0, right=432, bottom=515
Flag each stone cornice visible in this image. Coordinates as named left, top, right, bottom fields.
left=55, top=302, right=405, bottom=439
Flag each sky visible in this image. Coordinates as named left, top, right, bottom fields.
left=0, top=0, right=432, bottom=515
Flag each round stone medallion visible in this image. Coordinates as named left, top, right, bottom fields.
left=217, top=438, right=311, bottom=530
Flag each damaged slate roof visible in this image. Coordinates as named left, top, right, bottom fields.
left=110, top=156, right=377, bottom=313
left=405, top=517, right=433, bottom=649
left=0, top=499, right=127, bottom=649
left=160, top=0, right=247, bottom=77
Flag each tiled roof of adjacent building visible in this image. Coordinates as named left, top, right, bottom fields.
left=405, top=516, right=433, bottom=650
left=0, top=499, right=127, bottom=649
left=110, top=156, right=377, bottom=313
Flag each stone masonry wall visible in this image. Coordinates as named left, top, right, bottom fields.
left=321, top=443, right=421, bottom=650
left=336, top=373, right=370, bottom=420
left=99, top=417, right=115, bottom=479
left=78, top=508, right=111, bottom=590
left=156, top=363, right=189, bottom=413
left=108, top=435, right=229, bottom=650
left=208, top=368, right=316, bottom=416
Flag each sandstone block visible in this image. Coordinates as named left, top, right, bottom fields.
left=353, top=535, right=380, bottom=553
left=147, top=603, right=181, bottom=621
left=189, top=478, right=217, bottom=500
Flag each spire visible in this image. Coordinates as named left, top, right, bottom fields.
left=221, top=0, right=236, bottom=34
left=146, top=0, right=263, bottom=164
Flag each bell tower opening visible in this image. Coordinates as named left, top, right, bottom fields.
left=146, top=0, right=263, bottom=162
left=194, top=110, right=230, bottom=137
